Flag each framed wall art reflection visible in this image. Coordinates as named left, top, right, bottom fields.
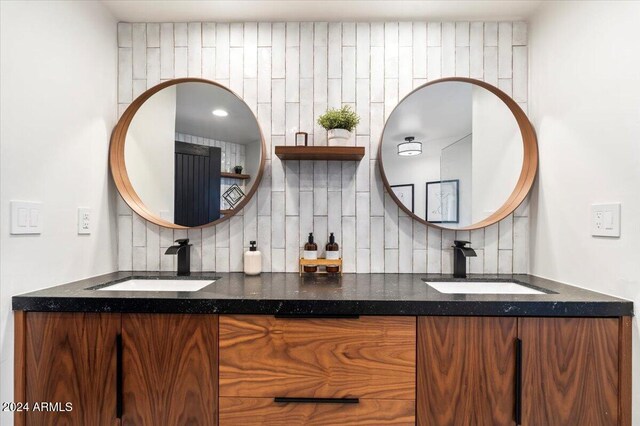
left=390, top=184, right=415, bottom=213
left=426, top=180, right=459, bottom=223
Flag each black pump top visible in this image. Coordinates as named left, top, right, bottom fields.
left=249, top=241, right=257, bottom=252
left=308, top=233, right=314, bottom=244
left=329, top=233, right=335, bottom=244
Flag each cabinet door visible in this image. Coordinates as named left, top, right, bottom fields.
left=520, top=317, right=619, bottom=426
left=121, top=314, right=218, bottom=426
left=417, top=316, right=517, bottom=426
left=19, top=312, right=120, bottom=426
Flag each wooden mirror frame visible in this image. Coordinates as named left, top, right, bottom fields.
left=109, top=78, right=266, bottom=229
left=378, top=77, right=538, bottom=231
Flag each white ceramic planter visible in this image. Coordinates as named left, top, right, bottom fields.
left=327, top=128, right=352, bottom=146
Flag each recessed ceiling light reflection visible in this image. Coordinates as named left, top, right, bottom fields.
left=212, top=109, right=228, bottom=117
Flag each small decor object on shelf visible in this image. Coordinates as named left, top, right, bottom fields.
left=295, top=131, right=308, bottom=146
left=426, top=179, right=459, bottom=223
left=223, top=184, right=245, bottom=208
left=234, top=165, right=243, bottom=174
left=317, top=105, right=360, bottom=146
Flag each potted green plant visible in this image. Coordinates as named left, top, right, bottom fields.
left=234, top=165, right=243, bottom=174
left=317, top=105, right=360, bottom=146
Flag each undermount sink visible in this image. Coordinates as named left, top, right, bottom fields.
left=97, top=278, right=215, bottom=292
left=426, top=281, right=545, bottom=295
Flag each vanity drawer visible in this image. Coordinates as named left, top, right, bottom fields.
left=219, top=315, right=416, bottom=399
left=219, top=397, right=415, bottom=425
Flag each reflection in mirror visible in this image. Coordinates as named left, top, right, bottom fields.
left=381, top=81, right=523, bottom=229
left=125, top=82, right=262, bottom=227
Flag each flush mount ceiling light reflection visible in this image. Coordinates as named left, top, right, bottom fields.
left=212, top=109, right=228, bottom=117
left=397, top=136, right=422, bottom=156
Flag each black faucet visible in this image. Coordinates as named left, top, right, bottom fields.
left=452, top=240, right=477, bottom=279
left=164, top=239, right=192, bottom=276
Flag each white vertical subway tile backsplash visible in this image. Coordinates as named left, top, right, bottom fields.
left=159, top=23, right=174, bottom=79
left=117, top=20, right=529, bottom=274
left=498, top=22, right=513, bottom=79
left=469, top=22, right=484, bottom=79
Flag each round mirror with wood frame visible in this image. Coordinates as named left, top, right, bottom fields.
left=378, top=77, right=538, bottom=231
left=110, top=78, right=266, bottom=229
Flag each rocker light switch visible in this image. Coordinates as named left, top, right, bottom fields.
left=11, top=201, right=43, bottom=235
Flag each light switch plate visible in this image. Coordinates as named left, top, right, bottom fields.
left=78, top=207, right=91, bottom=234
left=11, top=201, right=43, bottom=235
left=591, top=203, right=621, bottom=237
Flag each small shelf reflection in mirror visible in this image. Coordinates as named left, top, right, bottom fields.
left=220, top=172, right=250, bottom=180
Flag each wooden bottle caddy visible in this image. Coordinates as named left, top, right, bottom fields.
left=299, top=258, right=343, bottom=276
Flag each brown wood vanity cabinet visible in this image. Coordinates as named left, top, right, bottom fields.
left=15, top=312, right=630, bottom=426
left=15, top=312, right=218, bottom=426
left=218, top=315, right=416, bottom=425
left=417, top=316, right=631, bottom=426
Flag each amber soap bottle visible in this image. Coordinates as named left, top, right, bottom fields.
left=303, top=233, right=318, bottom=272
left=325, top=233, right=340, bottom=273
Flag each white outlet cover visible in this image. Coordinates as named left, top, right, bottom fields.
left=591, top=203, right=621, bottom=237
left=78, top=207, right=91, bottom=235
left=11, top=201, right=43, bottom=235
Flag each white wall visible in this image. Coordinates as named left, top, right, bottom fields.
left=529, top=2, right=640, bottom=422
left=471, top=85, right=523, bottom=222
left=126, top=85, right=176, bottom=218
left=0, top=1, right=118, bottom=421
left=441, top=134, right=472, bottom=226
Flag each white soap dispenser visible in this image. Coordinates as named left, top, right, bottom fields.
left=244, top=241, right=262, bottom=275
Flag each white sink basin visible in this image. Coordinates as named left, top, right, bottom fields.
left=97, top=279, right=215, bottom=292
left=426, top=281, right=545, bottom=295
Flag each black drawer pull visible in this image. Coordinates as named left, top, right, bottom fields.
left=274, top=314, right=360, bottom=319
left=274, top=397, right=359, bottom=404
left=514, top=338, right=522, bottom=425
left=116, top=334, right=123, bottom=419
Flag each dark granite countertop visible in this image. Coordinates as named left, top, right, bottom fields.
left=12, top=272, right=632, bottom=317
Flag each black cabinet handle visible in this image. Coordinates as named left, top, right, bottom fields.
left=116, top=334, right=123, bottom=419
left=514, top=338, right=522, bottom=425
left=274, top=397, right=359, bottom=404
left=274, top=314, right=360, bottom=319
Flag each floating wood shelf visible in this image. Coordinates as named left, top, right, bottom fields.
left=221, top=172, right=250, bottom=180
left=275, top=146, right=365, bottom=161
left=220, top=209, right=234, bottom=215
